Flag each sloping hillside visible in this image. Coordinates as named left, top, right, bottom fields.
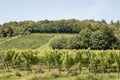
left=0, top=34, right=55, bottom=50
left=0, top=33, right=77, bottom=50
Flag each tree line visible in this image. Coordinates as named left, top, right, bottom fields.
left=0, top=19, right=120, bottom=37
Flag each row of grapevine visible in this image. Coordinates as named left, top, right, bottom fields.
left=0, top=49, right=120, bottom=75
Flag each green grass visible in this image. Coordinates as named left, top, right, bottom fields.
left=0, top=34, right=55, bottom=50
left=24, top=72, right=120, bottom=80
left=0, top=37, right=12, bottom=43
left=0, top=67, right=120, bottom=80
left=0, top=73, right=119, bottom=80
left=0, top=78, right=12, bottom=80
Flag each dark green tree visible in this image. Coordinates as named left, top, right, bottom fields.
left=91, top=25, right=117, bottom=50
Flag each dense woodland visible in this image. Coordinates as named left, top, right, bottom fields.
left=0, top=19, right=120, bottom=50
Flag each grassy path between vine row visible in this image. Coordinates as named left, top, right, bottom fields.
left=0, top=36, right=20, bottom=45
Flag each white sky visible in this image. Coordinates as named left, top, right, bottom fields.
left=0, top=0, right=119, bottom=24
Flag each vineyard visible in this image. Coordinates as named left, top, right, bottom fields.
left=0, top=34, right=120, bottom=79
left=0, top=49, right=120, bottom=80
left=0, top=34, right=55, bottom=50
left=1, top=0, right=120, bottom=79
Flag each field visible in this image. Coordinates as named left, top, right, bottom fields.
left=0, top=34, right=120, bottom=80
left=0, top=34, right=55, bottom=50
left=0, top=34, right=76, bottom=50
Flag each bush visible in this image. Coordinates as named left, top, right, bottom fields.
left=50, top=36, right=70, bottom=49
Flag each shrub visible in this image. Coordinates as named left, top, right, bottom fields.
left=50, top=36, right=69, bottom=49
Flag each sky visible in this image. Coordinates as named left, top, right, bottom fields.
left=0, top=0, right=120, bottom=24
